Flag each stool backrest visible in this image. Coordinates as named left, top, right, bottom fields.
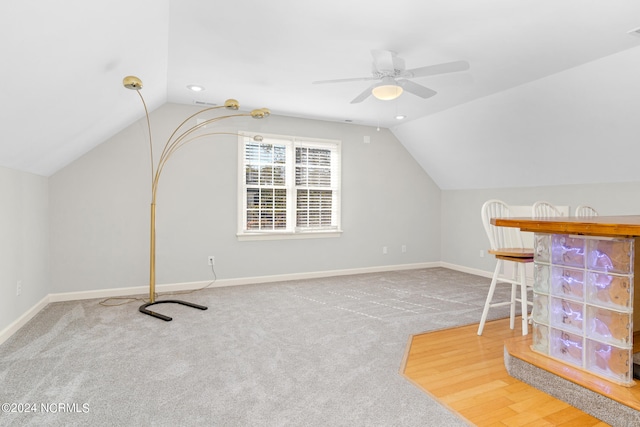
left=575, top=205, right=598, bottom=217
left=532, top=201, right=562, bottom=218
left=481, top=199, right=524, bottom=251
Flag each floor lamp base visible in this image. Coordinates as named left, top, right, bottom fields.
left=139, top=299, right=208, bottom=321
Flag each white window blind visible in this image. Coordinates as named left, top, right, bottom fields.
left=239, top=134, right=341, bottom=239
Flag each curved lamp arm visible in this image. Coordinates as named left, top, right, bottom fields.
left=122, top=75, right=270, bottom=315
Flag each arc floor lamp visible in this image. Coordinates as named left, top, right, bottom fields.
left=123, top=75, right=270, bottom=321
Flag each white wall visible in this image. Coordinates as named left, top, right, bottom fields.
left=0, top=166, right=49, bottom=332
left=49, top=104, right=442, bottom=294
left=441, top=182, right=640, bottom=274
left=7, top=103, right=640, bottom=337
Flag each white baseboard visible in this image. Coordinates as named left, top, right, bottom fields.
left=197, top=262, right=443, bottom=288
left=50, top=262, right=443, bottom=302
left=0, top=261, right=454, bottom=345
left=439, top=262, right=493, bottom=279
left=0, top=295, right=51, bottom=346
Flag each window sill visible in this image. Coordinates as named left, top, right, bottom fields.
left=237, top=230, right=343, bottom=241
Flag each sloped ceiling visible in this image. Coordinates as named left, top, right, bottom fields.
left=1, top=0, right=640, bottom=189
left=393, top=47, right=640, bottom=189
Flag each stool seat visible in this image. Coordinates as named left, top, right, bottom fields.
left=489, top=248, right=533, bottom=258
left=495, top=254, right=533, bottom=263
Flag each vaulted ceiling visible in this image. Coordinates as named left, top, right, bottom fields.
left=2, top=1, right=640, bottom=189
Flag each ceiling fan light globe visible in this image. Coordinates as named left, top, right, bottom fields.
left=372, top=84, right=403, bottom=101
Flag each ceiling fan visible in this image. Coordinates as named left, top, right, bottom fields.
left=312, top=50, right=470, bottom=104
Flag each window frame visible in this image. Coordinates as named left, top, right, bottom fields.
left=237, top=132, right=342, bottom=241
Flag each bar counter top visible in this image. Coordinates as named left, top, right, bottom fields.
left=492, top=215, right=640, bottom=238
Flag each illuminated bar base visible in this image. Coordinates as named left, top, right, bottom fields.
left=530, top=233, right=635, bottom=386
left=494, top=215, right=640, bottom=423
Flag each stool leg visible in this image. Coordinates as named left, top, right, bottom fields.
left=510, top=281, right=517, bottom=330
left=508, top=261, right=518, bottom=330
left=478, top=259, right=502, bottom=336
left=519, top=263, right=529, bottom=336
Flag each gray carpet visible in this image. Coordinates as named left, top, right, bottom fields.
left=0, top=267, right=513, bottom=426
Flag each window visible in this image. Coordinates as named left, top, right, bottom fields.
left=238, top=133, right=341, bottom=240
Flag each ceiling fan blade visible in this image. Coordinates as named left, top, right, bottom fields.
left=404, top=60, right=470, bottom=78
left=350, top=85, right=375, bottom=104
left=397, top=79, right=437, bottom=99
left=313, top=76, right=377, bottom=84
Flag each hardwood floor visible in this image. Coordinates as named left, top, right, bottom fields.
left=401, top=318, right=610, bottom=426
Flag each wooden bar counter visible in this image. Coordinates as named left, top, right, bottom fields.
left=493, top=215, right=640, bottom=239
left=493, top=215, right=640, bottom=333
left=493, top=215, right=640, bottom=416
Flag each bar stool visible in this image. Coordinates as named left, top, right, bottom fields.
left=532, top=201, right=562, bottom=218
left=478, top=199, right=534, bottom=336
left=575, top=205, right=598, bottom=217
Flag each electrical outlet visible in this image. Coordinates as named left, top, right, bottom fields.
left=382, top=246, right=388, bottom=255
left=480, top=250, right=485, bottom=258
left=16, top=280, right=22, bottom=296
left=208, top=256, right=215, bottom=266
left=401, top=245, right=407, bottom=253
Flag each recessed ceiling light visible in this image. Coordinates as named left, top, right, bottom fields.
left=187, top=85, right=205, bottom=92
left=395, top=115, right=406, bottom=120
